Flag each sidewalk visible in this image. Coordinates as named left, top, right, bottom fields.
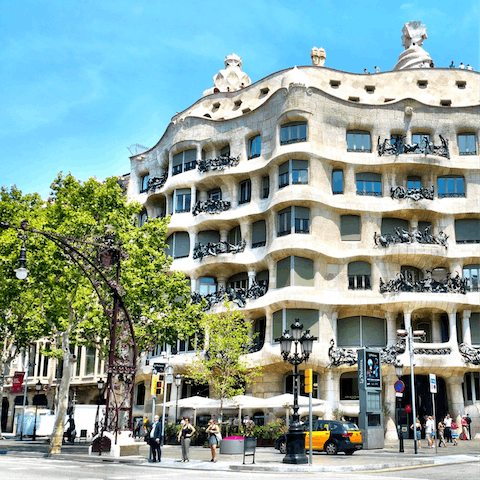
left=1, top=434, right=479, bottom=473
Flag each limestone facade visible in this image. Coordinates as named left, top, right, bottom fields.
left=128, top=52, right=480, bottom=437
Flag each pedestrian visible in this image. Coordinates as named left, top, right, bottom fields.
left=466, top=414, right=472, bottom=439
left=205, top=418, right=221, bottom=462
left=177, top=417, right=195, bottom=462
left=134, top=417, right=142, bottom=438
left=466, top=64, right=473, bottom=71
left=459, top=62, right=465, bottom=69
left=429, top=60, right=435, bottom=68
left=374, top=66, right=380, bottom=73
left=364, top=68, right=368, bottom=74
left=461, top=416, right=470, bottom=440
left=438, top=421, right=446, bottom=447
left=449, top=61, right=455, bottom=68
left=451, top=421, right=459, bottom=446
left=410, top=417, right=422, bottom=449
left=444, top=414, right=452, bottom=443
left=149, top=414, right=162, bottom=462
left=425, top=415, right=435, bottom=448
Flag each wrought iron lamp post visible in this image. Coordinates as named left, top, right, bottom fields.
left=277, top=319, right=317, bottom=464
left=394, top=361, right=404, bottom=452
left=174, top=374, right=182, bottom=425
left=32, top=380, right=42, bottom=441
left=94, top=378, right=105, bottom=436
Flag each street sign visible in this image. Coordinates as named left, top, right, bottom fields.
left=405, top=404, right=412, bottom=413
left=11, top=371, right=25, bottom=392
left=429, top=373, right=437, bottom=394
left=153, top=363, right=165, bottom=374
left=394, top=380, right=405, bottom=393
left=166, top=374, right=173, bottom=384
left=395, top=392, right=404, bottom=397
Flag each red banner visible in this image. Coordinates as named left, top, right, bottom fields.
left=11, top=371, right=25, bottom=392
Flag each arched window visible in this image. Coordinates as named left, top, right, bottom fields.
left=248, top=135, right=261, bottom=159
left=401, top=265, right=423, bottom=283
left=140, top=174, right=150, bottom=193
left=138, top=210, right=148, bottom=227
left=348, top=261, right=371, bottom=290
left=172, top=149, right=196, bottom=175
left=281, top=122, right=307, bottom=145
left=228, top=272, right=248, bottom=290
left=347, top=130, right=371, bottom=152
left=239, top=180, right=251, bottom=204
left=166, top=231, right=190, bottom=259
left=356, top=172, right=382, bottom=196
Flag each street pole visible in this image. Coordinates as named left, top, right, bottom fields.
left=19, top=351, right=29, bottom=441
left=408, top=326, right=418, bottom=455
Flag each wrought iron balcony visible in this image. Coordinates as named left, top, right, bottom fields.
left=146, top=172, right=168, bottom=191
left=377, top=135, right=449, bottom=159
left=390, top=185, right=434, bottom=201
left=191, top=281, right=268, bottom=310
left=380, top=270, right=467, bottom=294
left=193, top=239, right=246, bottom=260
left=197, top=154, right=240, bottom=172
left=192, top=199, right=231, bottom=216
left=374, top=226, right=448, bottom=247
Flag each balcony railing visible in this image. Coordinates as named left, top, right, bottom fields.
left=146, top=173, right=168, bottom=191
left=193, top=239, right=246, bottom=260
left=390, top=185, right=434, bottom=201
left=192, top=199, right=231, bottom=216
left=191, top=281, right=268, bottom=310
left=197, top=154, right=240, bottom=173
left=380, top=271, right=467, bottom=294
left=377, top=135, right=449, bottom=159
left=374, top=226, right=448, bottom=247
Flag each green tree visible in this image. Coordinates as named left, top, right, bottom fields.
left=0, top=175, right=202, bottom=452
left=188, top=302, right=262, bottom=418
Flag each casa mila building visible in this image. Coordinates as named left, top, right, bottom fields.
left=127, top=22, right=480, bottom=438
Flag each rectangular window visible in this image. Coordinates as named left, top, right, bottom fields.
left=458, top=133, right=477, bottom=155
left=277, top=207, right=292, bottom=236
left=438, top=176, right=465, bottom=198
left=471, top=313, right=480, bottom=344
left=293, top=256, right=314, bottom=287
left=407, top=176, right=422, bottom=189
left=455, top=219, right=480, bottom=243
left=276, top=257, right=291, bottom=288
left=338, top=317, right=360, bottom=347
left=340, top=215, right=361, bottom=241
left=281, top=122, right=307, bottom=145
left=412, top=134, right=430, bottom=149
left=332, top=170, right=343, bottom=194
left=272, top=310, right=284, bottom=342
left=463, top=265, right=479, bottom=291
left=362, top=316, right=386, bottom=347
left=347, top=131, right=371, bottom=152
left=75, top=347, right=82, bottom=377
left=173, top=150, right=196, bottom=175
left=140, top=174, right=150, bottom=193
left=239, top=180, right=251, bottom=204
left=175, top=189, right=191, bottom=213
left=249, top=135, right=261, bottom=159
left=262, top=176, right=270, bottom=198
left=292, top=160, right=308, bottom=184
left=85, top=346, right=96, bottom=376
left=199, top=277, right=216, bottom=295
left=286, top=309, right=319, bottom=337
left=294, top=206, right=310, bottom=234
left=356, top=172, right=382, bottom=196
left=220, top=145, right=231, bottom=156
left=207, top=188, right=222, bottom=201
left=252, top=220, right=266, bottom=248
left=279, top=161, right=290, bottom=188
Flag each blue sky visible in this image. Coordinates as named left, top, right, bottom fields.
left=1, top=0, right=479, bottom=198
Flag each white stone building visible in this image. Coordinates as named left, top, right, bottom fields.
left=126, top=23, right=480, bottom=438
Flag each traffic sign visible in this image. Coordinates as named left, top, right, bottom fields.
left=394, top=380, right=405, bottom=393
left=405, top=404, right=412, bottom=413
left=429, top=373, right=437, bottom=394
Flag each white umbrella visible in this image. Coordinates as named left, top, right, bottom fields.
left=263, top=393, right=325, bottom=408
left=231, top=395, right=268, bottom=426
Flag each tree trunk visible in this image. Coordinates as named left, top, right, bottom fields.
left=49, top=333, right=75, bottom=454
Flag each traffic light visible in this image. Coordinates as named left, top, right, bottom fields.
left=156, top=379, right=164, bottom=396
left=304, top=369, right=313, bottom=394
left=151, top=374, right=158, bottom=396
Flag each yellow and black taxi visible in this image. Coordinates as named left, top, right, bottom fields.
left=275, top=420, right=363, bottom=455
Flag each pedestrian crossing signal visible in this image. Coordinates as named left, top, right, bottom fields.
left=156, top=380, right=164, bottom=396
left=304, top=369, right=313, bottom=394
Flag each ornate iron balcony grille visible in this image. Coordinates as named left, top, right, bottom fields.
left=390, top=185, right=434, bottom=201
left=295, top=228, right=310, bottom=234
left=380, top=270, right=467, bottom=294
left=357, top=190, right=382, bottom=197
left=374, top=226, right=448, bottom=247
left=377, top=135, right=450, bottom=159
left=248, top=153, right=260, bottom=159
left=191, top=281, right=268, bottom=310
left=348, top=275, right=371, bottom=290
left=439, top=192, right=465, bottom=198
left=193, top=239, right=246, bottom=260
left=197, top=154, right=240, bottom=172
left=192, top=199, right=231, bottom=216
left=277, top=230, right=290, bottom=237
left=280, top=136, right=307, bottom=146
left=252, top=241, right=266, bottom=248
left=146, top=173, right=168, bottom=191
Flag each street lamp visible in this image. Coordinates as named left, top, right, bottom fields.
left=394, top=361, right=404, bottom=452
left=277, top=319, right=317, bottom=464
left=14, top=242, right=29, bottom=280
left=94, top=378, right=105, bottom=436
left=32, top=380, right=42, bottom=441
left=397, top=327, right=425, bottom=455
left=174, top=374, right=182, bottom=425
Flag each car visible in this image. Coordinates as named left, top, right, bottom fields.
left=275, top=420, right=363, bottom=455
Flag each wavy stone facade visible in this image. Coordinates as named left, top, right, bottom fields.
left=128, top=54, right=480, bottom=438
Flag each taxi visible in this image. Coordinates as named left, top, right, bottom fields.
left=275, top=420, right=363, bottom=455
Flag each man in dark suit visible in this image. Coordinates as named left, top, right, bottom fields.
left=149, top=415, right=162, bottom=462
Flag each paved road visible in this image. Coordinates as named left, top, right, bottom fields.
left=0, top=456, right=479, bottom=480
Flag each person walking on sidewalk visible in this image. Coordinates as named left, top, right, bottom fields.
left=444, top=414, right=452, bottom=443
left=438, top=421, right=447, bottom=447
left=466, top=414, right=472, bottom=439
left=411, top=417, right=422, bottom=449
left=425, top=415, right=435, bottom=448
left=451, top=421, right=459, bottom=446
left=177, top=417, right=195, bottom=463
left=149, top=415, right=162, bottom=462
left=461, top=416, right=470, bottom=440
left=206, top=419, right=221, bottom=463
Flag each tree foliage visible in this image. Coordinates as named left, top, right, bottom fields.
left=188, top=302, right=262, bottom=408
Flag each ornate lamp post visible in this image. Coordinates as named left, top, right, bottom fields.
left=94, top=378, right=105, bottom=436
left=277, top=319, right=317, bottom=464
left=174, top=374, right=182, bottom=425
left=32, top=380, right=42, bottom=441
